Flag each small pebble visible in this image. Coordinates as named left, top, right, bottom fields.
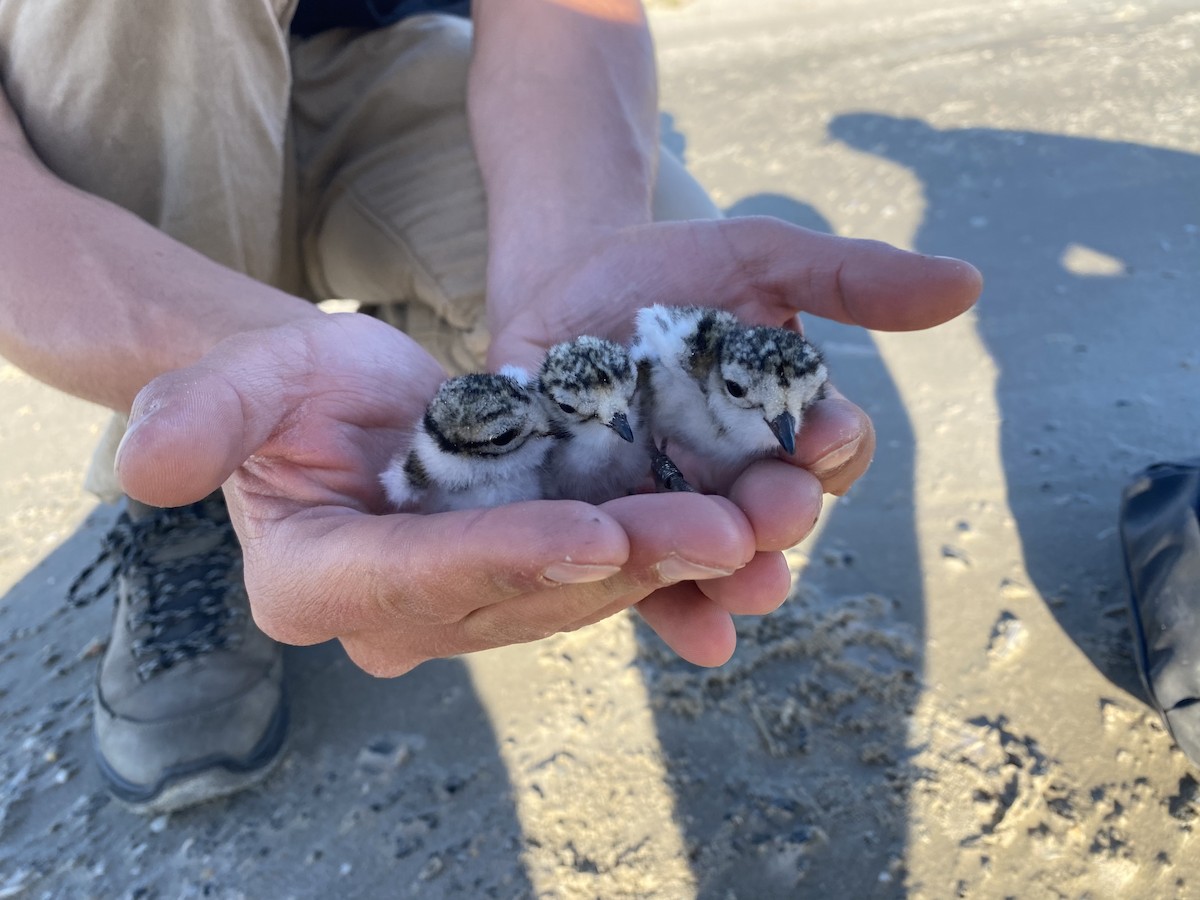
left=941, top=545, right=972, bottom=569
left=419, top=855, right=445, bottom=881
left=999, top=578, right=1031, bottom=600
left=987, top=612, right=1028, bottom=662
left=77, top=638, right=107, bottom=661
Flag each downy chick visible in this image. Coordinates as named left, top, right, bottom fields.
left=381, top=371, right=560, bottom=513
left=632, top=304, right=828, bottom=492
left=537, top=335, right=650, bottom=504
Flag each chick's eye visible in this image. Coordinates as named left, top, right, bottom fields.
left=557, top=402, right=577, bottom=415
left=724, top=379, right=746, bottom=399
left=490, top=428, right=520, bottom=447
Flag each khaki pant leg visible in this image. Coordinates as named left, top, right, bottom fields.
left=0, top=0, right=301, bottom=287
left=291, top=14, right=488, bottom=375
left=653, top=145, right=723, bottom=222
left=0, top=0, right=302, bottom=500
left=294, top=14, right=720, bottom=377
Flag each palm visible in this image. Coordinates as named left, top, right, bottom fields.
left=119, top=312, right=767, bottom=671
left=222, top=315, right=442, bottom=516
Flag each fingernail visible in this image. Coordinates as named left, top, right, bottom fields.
left=655, top=556, right=737, bottom=583
left=113, top=413, right=146, bottom=470
left=542, top=562, right=622, bottom=585
left=809, top=434, right=863, bottom=479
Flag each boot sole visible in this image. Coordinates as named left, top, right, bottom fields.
left=94, top=696, right=290, bottom=815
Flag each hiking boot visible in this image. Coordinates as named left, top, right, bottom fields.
left=70, top=491, right=287, bottom=813
left=1120, top=458, right=1200, bottom=765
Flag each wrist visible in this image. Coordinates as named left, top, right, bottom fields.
left=487, top=219, right=632, bottom=308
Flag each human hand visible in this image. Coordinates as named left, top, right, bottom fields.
left=485, top=216, right=982, bottom=649
left=115, top=313, right=770, bottom=672
left=488, top=216, right=982, bottom=489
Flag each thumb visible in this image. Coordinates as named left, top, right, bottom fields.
left=114, top=315, right=448, bottom=507
left=711, top=216, right=983, bottom=330
left=115, top=359, right=285, bottom=507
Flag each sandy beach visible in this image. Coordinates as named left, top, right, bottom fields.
left=1, top=0, right=1198, bottom=896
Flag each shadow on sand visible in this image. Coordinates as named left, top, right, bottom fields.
left=829, top=113, right=1200, bottom=699
left=639, top=113, right=1199, bottom=896
left=635, top=187, right=925, bottom=896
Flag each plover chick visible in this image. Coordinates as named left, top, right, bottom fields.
left=632, top=304, right=828, bottom=491
left=536, top=335, right=651, bottom=504
left=381, top=371, right=561, bottom=513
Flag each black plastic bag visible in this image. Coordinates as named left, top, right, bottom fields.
left=1120, top=458, right=1200, bottom=762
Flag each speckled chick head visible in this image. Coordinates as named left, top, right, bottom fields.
left=538, top=336, right=639, bottom=438
left=423, top=372, right=551, bottom=458
left=715, top=326, right=828, bottom=451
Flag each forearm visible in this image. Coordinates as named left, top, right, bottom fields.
left=469, top=0, right=659, bottom=306
left=0, top=91, right=321, bottom=413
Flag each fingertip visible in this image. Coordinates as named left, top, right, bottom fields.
left=603, top=491, right=757, bottom=570
left=791, top=389, right=875, bottom=496
left=463, top=500, right=632, bottom=586
left=839, top=239, right=984, bottom=332
left=701, top=495, right=760, bottom=564
left=727, top=461, right=823, bottom=551
left=700, top=551, right=792, bottom=615
left=927, top=254, right=984, bottom=317
left=637, top=587, right=737, bottom=667
left=545, top=499, right=632, bottom=565
left=115, top=373, right=244, bottom=506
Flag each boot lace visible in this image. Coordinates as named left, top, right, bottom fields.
left=67, top=496, right=245, bottom=680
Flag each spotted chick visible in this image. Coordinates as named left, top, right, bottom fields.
left=631, top=304, right=828, bottom=492
left=381, top=371, right=561, bottom=513
left=536, top=335, right=652, bottom=504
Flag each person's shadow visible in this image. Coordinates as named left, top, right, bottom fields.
left=636, top=186, right=926, bottom=896
left=639, top=114, right=1200, bottom=896
left=828, top=113, right=1200, bottom=697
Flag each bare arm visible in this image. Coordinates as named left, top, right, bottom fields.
left=0, top=87, right=321, bottom=412
left=468, top=0, right=980, bottom=370
left=469, top=0, right=659, bottom=322
left=464, top=0, right=981, bottom=653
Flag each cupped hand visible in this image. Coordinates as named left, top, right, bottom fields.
left=486, top=216, right=980, bottom=491
left=484, top=216, right=982, bottom=642
left=115, top=313, right=759, bottom=673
